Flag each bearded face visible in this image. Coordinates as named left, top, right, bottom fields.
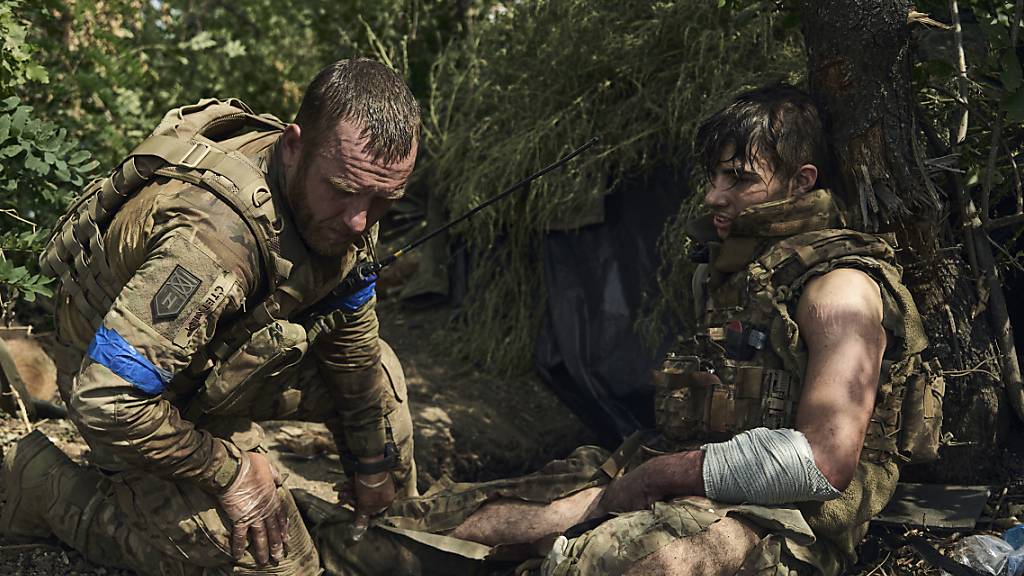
left=280, top=119, right=418, bottom=257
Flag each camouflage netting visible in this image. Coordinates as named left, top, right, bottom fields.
left=423, top=0, right=805, bottom=373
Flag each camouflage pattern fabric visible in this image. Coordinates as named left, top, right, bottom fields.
left=305, top=189, right=919, bottom=576
left=26, top=335, right=414, bottom=576
left=304, top=439, right=893, bottom=576
left=33, top=103, right=411, bottom=574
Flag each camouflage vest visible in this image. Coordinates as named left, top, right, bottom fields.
left=40, top=99, right=373, bottom=417
left=654, top=189, right=943, bottom=464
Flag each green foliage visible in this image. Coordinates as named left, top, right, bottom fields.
left=912, top=0, right=1023, bottom=246
left=14, top=0, right=476, bottom=168
left=0, top=0, right=47, bottom=90
left=0, top=258, right=51, bottom=303
left=0, top=1, right=96, bottom=321
left=426, top=0, right=805, bottom=372
left=0, top=0, right=473, bottom=324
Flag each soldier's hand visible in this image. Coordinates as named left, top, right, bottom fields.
left=217, top=451, right=289, bottom=565
left=352, top=471, right=396, bottom=530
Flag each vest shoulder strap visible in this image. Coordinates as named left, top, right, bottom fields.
left=750, top=229, right=897, bottom=294
left=41, top=99, right=288, bottom=298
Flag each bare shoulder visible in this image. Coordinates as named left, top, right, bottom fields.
left=796, top=268, right=883, bottom=340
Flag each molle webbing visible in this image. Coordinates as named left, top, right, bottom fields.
left=40, top=99, right=287, bottom=334
left=665, top=202, right=924, bottom=462
left=748, top=230, right=896, bottom=295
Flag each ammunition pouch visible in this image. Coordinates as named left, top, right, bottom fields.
left=895, top=357, right=945, bottom=463
left=654, top=354, right=797, bottom=446
left=185, top=320, right=308, bottom=419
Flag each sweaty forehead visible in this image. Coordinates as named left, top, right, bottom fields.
left=316, top=123, right=417, bottom=191
left=715, top=143, right=771, bottom=174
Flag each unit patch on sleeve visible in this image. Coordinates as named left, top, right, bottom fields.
left=152, top=265, right=202, bottom=320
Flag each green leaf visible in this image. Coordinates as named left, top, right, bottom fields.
left=5, top=265, right=28, bottom=283
left=24, top=151, right=50, bottom=175
left=24, top=63, right=48, bottom=84
left=78, top=160, right=100, bottom=173
left=67, top=150, right=90, bottom=165
left=223, top=39, right=246, bottom=58
left=54, top=161, right=70, bottom=182
left=10, top=106, right=28, bottom=134
left=1002, top=50, right=1022, bottom=93
left=0, top=143, right=22, bottom=158
left=0, top=97, right=18, bottom=111
left=183, top=31, right=217, bottom=51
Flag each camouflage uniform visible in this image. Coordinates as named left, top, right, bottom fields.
left=5, top=100, right=416, bottom=576
left=304, top=189, right=939, bottom=576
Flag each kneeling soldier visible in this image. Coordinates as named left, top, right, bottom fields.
left=1, top=58, right=420, bottom=575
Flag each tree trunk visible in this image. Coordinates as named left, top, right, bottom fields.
left=802, top=0, right=1007, bottom=481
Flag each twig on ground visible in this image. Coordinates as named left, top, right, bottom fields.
left=989, top=485, right=1009, bottom=530
left=865, top=551, right=893, bottom=576
left=0, top=542, right=65, bottom=553
left=10, top=383, right=32, bottom=432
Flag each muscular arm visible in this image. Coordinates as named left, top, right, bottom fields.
left=793, top=267, right=886, bottom=490
left=600, top=268, right=885, bottom=511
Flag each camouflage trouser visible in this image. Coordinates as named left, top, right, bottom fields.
left=47, top=339, right=415, bottom=576
left=302, top=436, right=898, bottom=576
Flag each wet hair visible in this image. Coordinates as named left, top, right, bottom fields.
left=293, top=58, right=420, bottom=163
left=694, top=83, right=832, bottom=189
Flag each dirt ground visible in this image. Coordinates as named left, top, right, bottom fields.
left=1, top=301, right=1023, bottom=575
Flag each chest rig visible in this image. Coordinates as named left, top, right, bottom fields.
left=41, top=99, right=369, bottom=415
left=654, top=190, right=938, bottom=463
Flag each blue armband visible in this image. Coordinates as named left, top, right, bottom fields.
left=87, top=326, right=172, bottom=395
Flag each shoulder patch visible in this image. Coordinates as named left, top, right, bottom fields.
left=152, top=265, right=202, bottom=320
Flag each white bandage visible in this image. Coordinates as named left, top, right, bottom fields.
left=702, top=427, right=842, bottom=504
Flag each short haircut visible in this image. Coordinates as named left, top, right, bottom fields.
left=293, top=58, right=420, bottom=163
left=695, top=84, right=832, bottom=189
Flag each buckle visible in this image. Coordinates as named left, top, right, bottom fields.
left=180, top=142, right=212, bottom=168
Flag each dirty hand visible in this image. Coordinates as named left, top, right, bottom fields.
left=217, top=451, right=289, bottom=565
left=351, top=470, right=396, bottom=530
left=592, top=466, right=661, bottom=516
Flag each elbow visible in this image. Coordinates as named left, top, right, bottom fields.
left=69, top=389, right=122, bottom=438
left=823, top=466, right=854, bottom=493
left=809, top=446, right=857, bottom=493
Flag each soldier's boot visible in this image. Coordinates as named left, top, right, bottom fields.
left=0, top=429, right=81, bottom=539
left=0, top=430, right=168, bottom=572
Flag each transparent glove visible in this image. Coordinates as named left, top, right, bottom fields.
left=216, top=451, right=289, bottom=565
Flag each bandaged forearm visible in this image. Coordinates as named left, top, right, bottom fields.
left=701, top=427, right=842, bottom=504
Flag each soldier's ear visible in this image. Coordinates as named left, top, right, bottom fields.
left=281, top=124, right=302, bottom=171
left=792, top=163, right=818, bottom=195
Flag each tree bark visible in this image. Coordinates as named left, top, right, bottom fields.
left=802, top=0, right=1007, bottom=481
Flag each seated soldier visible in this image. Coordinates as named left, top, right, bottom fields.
left=1, top=59, right=420, bottom=576
left=299, top=84, right=935, bottom=576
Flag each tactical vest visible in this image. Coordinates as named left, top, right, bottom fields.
left=654, top=189, right=944, bottom=464
left=41, top=99, right=373, bottom=417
